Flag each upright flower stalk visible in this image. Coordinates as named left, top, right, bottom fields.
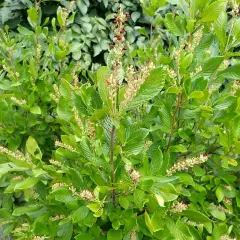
left=106, top=8, right=129, bottom=114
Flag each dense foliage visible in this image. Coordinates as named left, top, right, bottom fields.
left=0, top=0, right=151, bottom=69
left=0, top=0, right=240, bottom=240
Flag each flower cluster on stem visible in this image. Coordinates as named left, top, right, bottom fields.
left=80, top=189, right=95, bottom=201
left=124, top=162, right=141, bottom=185
left=106, top=8, right=130, bottom=112
left=55, top=140, right=76, bottom=152
left=51, top=215, right=65, bottom=222
left=170, top=201, right=188, bottom=213
left=220, top=235, right=237, bottom=240
left=121, top=61, right=154, bottom=108
left=166, top=154, right=208, bottom=176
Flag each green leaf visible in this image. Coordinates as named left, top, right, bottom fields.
left=107, top=229, right=122, bottom=240
left=169, top=144, right=187, bottom=153
left=124, top=128, right=150, bottom=155
left=210, top=209, right=226, bottom=221
left=13, top=177, right=38, bottom=191
left=218, top=64, right=240, bottom=79
left=144, top=211, right=154, bottom=235
left=151, top=212, right=165, bottom=232
left=58, top=218, right=73, bottom=240
left=0, top=99, right=8, bottom=122
left=164, top=13, right=183, bottom=36
left=75, top=233, right=94, bottom=240
left=97, top=66, right=110, bottom=107
left=72, top=206, right=89, bottom=223
left=87, top=203, right=101, bottom=213
left=77, top=0, right=88, bottom=15
left=159, top=103, right=172, bottom=133
left=70, top=42, right=82, bottom=52
left=103, top=0, right=108, bottom=8
left=150, top=147, right=163, bottom=176
left=199, top=0, right=226, bottom=22
left=93, top=44, right=102, bottom=57
left=214, top=11, right=227, bottom=48
left=189, top=91, right=204, bottom=99
left=167, top=0, right=189, bottom=16
left=128, top=68, right=166, bottom=109
left=27, top=8, right=38, bottom=28
left=202, top=57, right=224, bottom=77
left=57, top=6, right=65, bottom=27
left=154, top=193, right=165, bottom=207
left=134, top=189, right=148, bottom=210
left=26, top=136, right=42, bottom=160
left=12, top=205, right=45, bottom=217
left=57, top=96, right=72, bottom=121
left=214, top=96, right=235, bottom=110
left=119, top=196, right=129, bottom=209
left=233, top=19, right=240, bottom=40
left=216, top=186, right=225, bottom=202
left=132, top=12, right=141, bottom=22
left=176, top=173, right=195, bottom=186
left=182, top=53, right=193, bottom=69
left=183, top=210, right=212, bottom=223
left=30, top=105, right=41, bottom=115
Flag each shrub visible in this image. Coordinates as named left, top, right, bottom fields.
left=0, top=0, right=151, bottom=69
left=0, top=0, right=240, bottom=240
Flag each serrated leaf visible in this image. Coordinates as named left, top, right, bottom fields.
left=150, top=147, right=163, bottom=176
left=72, top=206, right=89, bottom=223
left=214, top=11, right=227, bottom=48
left=199, top=0, right=226, bottom=22
left=202, top=57, right=224, bottom=77
left=164, top=13, right=183, bottom=36
left=217, top=64, right=240, bottom=79
left=124, top=128, right=149, bottom=155
left=128, top=68, right=166, bottom=109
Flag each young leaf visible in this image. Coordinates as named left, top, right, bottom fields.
left=26, top=136, right=42, bottom=160
left=144, top=211, right=154, bottom=235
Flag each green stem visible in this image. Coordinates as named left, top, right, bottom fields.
left=165, top=93, right=182, bottom=152
left=110, top=125, right=116, bottom=207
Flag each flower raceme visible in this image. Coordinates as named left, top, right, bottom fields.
left=166, top=154, right=208, bottom=176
